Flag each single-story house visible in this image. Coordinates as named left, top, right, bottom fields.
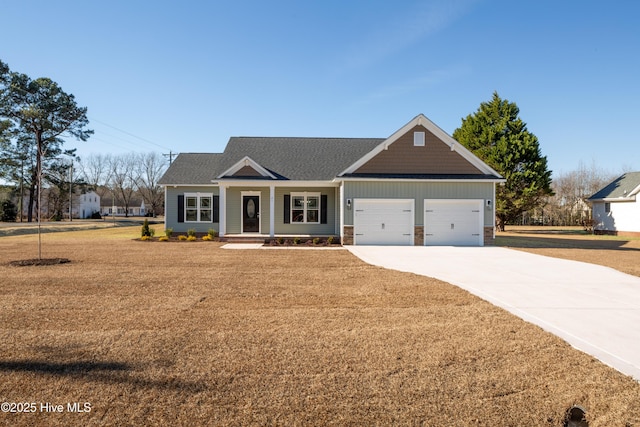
left=588, top=171, right=640, bottom=236
left=100, top=196, right=146, bottom=217
left=158, top=114, right=504, bottom=246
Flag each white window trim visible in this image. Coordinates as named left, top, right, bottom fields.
left=184, top=192, right=213, bottom=223
left=414, top=131, right=425, bottom=147
left=291, top=192, right=321, bottom=224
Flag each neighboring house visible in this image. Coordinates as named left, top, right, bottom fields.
left=588, top=172, right=640, bottom=236
left=76, top=190, right=101, bottom=219
left=158, top=114, right=504, bottom=246
left=100, top=196, right=146, bottom=217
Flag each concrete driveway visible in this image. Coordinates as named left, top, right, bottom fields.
left=347, top=246, right=640, bottom=381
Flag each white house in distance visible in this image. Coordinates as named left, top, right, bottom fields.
left=588, top=171, right=640, bottom=236
left=76, top=190, right=101, bottom=219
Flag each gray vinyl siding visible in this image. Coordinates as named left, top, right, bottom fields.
left=275, top=187, right=337, bottom=235
left=164, top=186, right=219, bottom=233
left=343, top=181, right=494, bottom=227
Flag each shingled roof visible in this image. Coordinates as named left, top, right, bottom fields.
left=588, top=172, right=640, bottom=201
left=159, top=137, right=384, bottom=184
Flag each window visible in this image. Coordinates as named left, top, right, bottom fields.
left=605, top=202, right=611, bottom=213
left=185, top=193, right=213, bottom=222
left=414, top=131, right=425, bottom=146
left=291, top=192, right=320, bottom=224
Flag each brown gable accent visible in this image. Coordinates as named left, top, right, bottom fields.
left=230, top=165, right=264, bottom=177
left=354, top=125, right=482, bottom=175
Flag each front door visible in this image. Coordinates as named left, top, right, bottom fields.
left=242, top=195, right=260, bottom=233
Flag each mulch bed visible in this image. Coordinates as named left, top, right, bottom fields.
left=9, top=258, right=71, bottom=267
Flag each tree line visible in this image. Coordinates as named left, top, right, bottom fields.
left=0, top=59, right=91, bottom=222
left=0, top=59, right=167, bottom=221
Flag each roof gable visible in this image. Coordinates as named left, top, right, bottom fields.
left=339, top=114, right=502, bottom=178
left=217, top=156, right=277, bottom=179
left=589, top=172, right=640, bottom=201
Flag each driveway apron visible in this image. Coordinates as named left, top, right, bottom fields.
left=348, top=246, right=640, bottom=381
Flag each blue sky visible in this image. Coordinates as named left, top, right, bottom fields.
left=2, top=0, right=639, bottom=176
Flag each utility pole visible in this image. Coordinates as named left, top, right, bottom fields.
left=19, top=157, right=24, bottom=222
left=68, top=159, right=73, bottom=222
left=163, top=151, right=176, bottom=165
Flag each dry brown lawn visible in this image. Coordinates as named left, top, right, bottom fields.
left=497, top=226, right=640, bottom=278
left=1, top=225, right=640, bottom=426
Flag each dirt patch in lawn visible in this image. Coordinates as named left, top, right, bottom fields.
left=497, top=226, right=640, bottom=277
left=1, top=227, right=640, bottom=426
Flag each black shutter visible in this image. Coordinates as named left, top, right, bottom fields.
left=177, top=195, right=184, bottom=223
left=321, top=194, right=328, bottom=224
left=284, top=194, right=290, bottom=224
left=213, top=195, right=219, bottom=223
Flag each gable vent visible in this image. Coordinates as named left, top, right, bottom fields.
left=414, top=131, right=425, bottom=147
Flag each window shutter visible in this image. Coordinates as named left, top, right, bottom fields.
left=321, top=194, right=328, bottom=224
left=284, top=194, right=290, bottom=224
left=178, top=195, right=184, bottom=223
left=213, top=195, right=219, bottom=223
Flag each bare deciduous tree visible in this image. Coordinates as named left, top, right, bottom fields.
left=77, top=153, right=112, bottom=200
left=545, top=161, right=617, bottom=226
left=109, top=154, right=137, bottom=217
left=134, top=152, right=166, bottom=217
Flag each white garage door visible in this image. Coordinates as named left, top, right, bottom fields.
left=354, top=199, right=414, bottom=245
left=424, top=199, right=484, bottom=246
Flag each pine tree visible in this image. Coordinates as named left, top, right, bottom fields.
left=453, top=92, right=553, bottom=230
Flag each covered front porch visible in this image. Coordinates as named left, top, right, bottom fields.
left=217, top=181, right=339, bottom=239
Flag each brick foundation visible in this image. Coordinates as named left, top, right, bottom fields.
left=343, top=226, right=354, bottom=245
left=484, top=226, right=495, bottom=245
left=414, top=226, right=424, bottom=246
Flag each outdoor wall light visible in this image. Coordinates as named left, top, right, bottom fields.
left=486, top=199, right=492, bottom=209
left=347, top=199, right=352, bottom=210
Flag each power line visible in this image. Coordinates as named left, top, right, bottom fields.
left=88, top=116, right=172, bottom=151
left=1, top=80, right=175, bottom=154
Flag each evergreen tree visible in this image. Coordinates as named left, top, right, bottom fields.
left=453, top=92, right=553, bottom=230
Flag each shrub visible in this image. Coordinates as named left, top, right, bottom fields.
left=0, top=199, right=17, bottom=222
left=293, top=237, right=301, bottom=245
left=187, top=228, right=196, bottom=237
left=327, top=236, right=334, bottom=245
left=207, top=228, right=218, bottom=239
left=141, top=219, right=151, bottom=237
left=159, top=236, right=169, bottom=242
left=277, top=236, right=285, bottom=245
left=202, top=235, right=212, bottom=241
left=187, top=235, right=197, bottom=241
left=165, top=228, right=173, bottom=238
left=178, top=235, right=188, bottom=241
left=140, top=235, right=151, bottom=241
left=90, top=211, right=102, bottom=220
left=313, top=237, right=320, bottom=245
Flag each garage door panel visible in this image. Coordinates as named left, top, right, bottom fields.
left=424, top=199, right=483, bottom=246
left=354, top=199, right=414, bottom=245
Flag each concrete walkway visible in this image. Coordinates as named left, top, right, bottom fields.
left=347, top=246, right=640, bottom=381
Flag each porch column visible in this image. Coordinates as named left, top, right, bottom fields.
left=219, top=184, right=226, bottom=237
left=338, top=181, right=344, bottom=243
left=269, top=184, right=275, bottom=238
